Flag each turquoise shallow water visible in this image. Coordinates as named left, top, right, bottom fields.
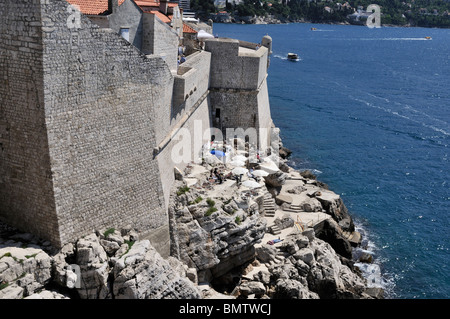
left=213, top=22, right=450, bottom=299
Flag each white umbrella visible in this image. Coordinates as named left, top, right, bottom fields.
left=197, top=30, right=214, bottom=41
left=228, top=159, right=245, bottom=167
left=183, top=17, right=199, bottom=23
left=252, top=170, right=269, bottom=177
left=242, top=180, right=262, bottom=188
left=233, top=155, right=247, bottom=162
left=232, top=167, right=248, bottom=175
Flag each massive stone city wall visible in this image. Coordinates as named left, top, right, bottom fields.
left=43, top=0, right=173, bottom=252
left=0, top=0, right=172, bottom=253
left=0, top=1, right=274, bottom=257
left=172, top=51, right=211, bottom=118
left=0, top=0, right=60, bottom=247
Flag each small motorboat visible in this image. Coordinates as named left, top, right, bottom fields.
left=311, top=27, right=317, bottom=31
left=287, top=53, right=300, bottom=61
left=425, top=36, right=432, bottom=40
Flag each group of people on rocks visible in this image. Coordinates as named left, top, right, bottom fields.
left=209, top=167, right=261, bottom=186
left=210, top=168, right=226, bottom=184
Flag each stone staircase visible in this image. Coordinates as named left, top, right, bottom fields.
left=263, top=193, right=276, bottom=217
left=269, top=224, right=281, bottom=235
left=282, top=203, right=303, bottom=213
left=262, top=193, right=282, bottom=235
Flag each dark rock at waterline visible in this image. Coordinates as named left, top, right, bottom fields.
left=315, top=193, right=355, bottom=232
left=314, top=219, right=353, bottom=259
left=356, top=250, right=374, bottom=263
left=365, top=287, right=385, bottom=299
left=279, top=146, right=292, bottom=159
left=300, top=170, right=316, bottom=179
left=279, top=161, right=290, bottom=173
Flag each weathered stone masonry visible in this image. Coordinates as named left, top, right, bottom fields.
left=0, top=0, right=58, bottom=245
left=156, top=49, right=212, bottom=210
left=0, top=0, right=276, bottom=257
left=1, top=0, right=170, bottom=251
left=205, top=37, right=275, bottom=152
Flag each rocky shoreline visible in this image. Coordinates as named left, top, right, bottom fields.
left=0, top=144, right=383, bottom=299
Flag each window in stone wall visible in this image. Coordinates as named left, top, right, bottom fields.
left=119, top=28, right=130, bottom=42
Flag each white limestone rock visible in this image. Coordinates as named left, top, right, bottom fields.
left=113, top=240, right=201, bottom=299
left=255, top=244, right=278, bottom=263
left=264, top=171, right=287, bottom=187
left=52, top=242, right=76, bottom=289
left=0, top=284, right=24, bottom=299
left=25, top=290, right=70, bottom=299
left=0, top=245, right=52, bottom=298
left=306, top=239, right=367, bottom=298
left=252, top=269, right=271, bottom=285
left=239, top=281, right=266, bottom=297
left=274, top=278, right=319, bottom=299
left=75, top=233, right=110, bottom=299
left=293, top=248, right=316, bottom=267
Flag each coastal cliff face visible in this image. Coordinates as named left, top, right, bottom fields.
left=168, top=180, right=267, bottom=282
left=162, top=154, right=376, bottom=299
left=0, top=159, right=377, bottom=299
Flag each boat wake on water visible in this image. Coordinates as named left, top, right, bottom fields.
left=273, top=54, right=303, bottom=61
left=348, top=94, right=450, bottom=140
left=360, top=37, right=431, bottom=41
left=328, top=81, right=450, bottom=143
left=310, top=27, right=335, bottom=32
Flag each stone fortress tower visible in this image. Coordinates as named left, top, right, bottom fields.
left=205, top=35, right=275, bottom=153
left=0, top=0, right=277, bottom=256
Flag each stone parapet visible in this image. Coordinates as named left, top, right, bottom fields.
left=205, top=38, right=268, bottom=91
left=173, top=50, right=211, bottom=114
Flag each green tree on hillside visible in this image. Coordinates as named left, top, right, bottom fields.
left=201, top=0, right=450, bottom=28
left=191, top=0, right=216, bottom=16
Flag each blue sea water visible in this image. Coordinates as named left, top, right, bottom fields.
left=212, top=22, right=450, bottom=299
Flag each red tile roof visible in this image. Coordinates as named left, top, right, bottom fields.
left=183, top=23, right=197, bottom=34
left=66, top=0, right=126, bottom=15
left=66, top=0, right=179, bottom=25
left=134, top=1, right=178, bottom=8
left=149, top=10, right=171, bottom=23
left=134, top=0, right=158, bottom=7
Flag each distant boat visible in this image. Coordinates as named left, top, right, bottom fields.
left=287, top=53, right=300, bottom=61
left=311, top=27, right=317, bottom=31
left=425, top=36, right=432, bottom=40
